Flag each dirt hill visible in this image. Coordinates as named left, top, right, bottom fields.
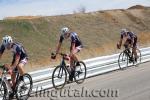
left=0, top=5, right=150, bottom=71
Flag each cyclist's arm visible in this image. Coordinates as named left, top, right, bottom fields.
left=70, top=42, right=76, bottom=54
left=56, top=35, right=63, bottom=54
left=0, top=45, right=5, bottom=59
left=119, top=38, right=123, bottom=46
left=119, top=34, right=123, bottom=46
left=11, top=46, right=21, bottom=69
left=0, top=53, right=2, bottom=59
left=11, top=55, right=20, bottom=69
left=56, top=42, right=62, bottom=54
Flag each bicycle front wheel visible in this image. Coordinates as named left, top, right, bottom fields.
left=0, top=82, right=7, bottom=100
left=52, top=66, right=67, bottom=90
left=118, top=52, right=129, bottom=69
left=16, top=73, right=33, bottom=100
left=74, top=61, right=86, bottom=84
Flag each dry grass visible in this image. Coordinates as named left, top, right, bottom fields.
left=138, top=32, right=150, bottom=47
left=5, top=16, right=42, bottom=20
left=0, top=5, right=150, bottom=71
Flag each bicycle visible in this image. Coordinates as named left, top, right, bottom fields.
left=118, top=47, right=141, bottom=69
left=51, top=53, right=86, bottom=90
left=0, top=64, right=33, bottom=100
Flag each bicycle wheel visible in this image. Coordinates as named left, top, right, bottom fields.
left=118, top=51, right=129, bottom=69
left=0, top=82, right=7, bottom=100
left=16, top=73, right=33, bottom=100
left=74, top=61, right=86, bottom=84
left=52, top=66, right=67, bottom=90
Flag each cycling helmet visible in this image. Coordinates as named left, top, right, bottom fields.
left=2, top=35, right=13, bottom=46
left=61, top=27, right=69, bottom=36
left=121, top=28, right=128, bottom=34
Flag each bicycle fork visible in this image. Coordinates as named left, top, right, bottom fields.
left=3, top=76, right=13, bottom=94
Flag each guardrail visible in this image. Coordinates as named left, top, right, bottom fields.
left=29, top=47, right=150, bottom=92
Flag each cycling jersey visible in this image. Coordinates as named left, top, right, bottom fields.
left=0, top=42, right=28, bottom=63
left=121, top=31, right=137, bottom=40
left=121, top=31, right=137, bottom=48
left=59, top=32, right=83, bottom=47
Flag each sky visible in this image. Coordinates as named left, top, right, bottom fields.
left=0, top=0, right=150, bottom=20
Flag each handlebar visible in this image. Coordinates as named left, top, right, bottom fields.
left=0, top=64, right=7, bottom=71
left=51, top=52, right=67, bottom=57
left=0, top=64, right=18, bottom=74
left=57, top=53, right=67, bottom=57
left=51, top=52, right=69, bottom=60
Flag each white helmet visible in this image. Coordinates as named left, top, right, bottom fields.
left=61, top=27, right=69, bottom=36
left=121, top=28, right=128, bottom=34
left=2, top=35, right=13, bottom=46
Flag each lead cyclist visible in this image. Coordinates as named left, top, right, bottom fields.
left=0, top=35, right=28, bottom=97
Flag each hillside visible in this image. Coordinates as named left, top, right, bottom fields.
left=0, top=5, right=150, bottom=71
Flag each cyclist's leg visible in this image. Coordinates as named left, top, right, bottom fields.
left=11, top=58, right=17, bottom=90
left=17, top=58, right=28, bottom=81
left=124, top=40, right=133, bottom=62
left=69, top=54, right=75, bottom=81
left=11, top=72, right=16, bottom=90
left=69, top=46, right=82, bottom=81
left=124, top=40, right=130, bottom=54
left=132, top=37, right=138, bottom=61
left=71, top=46, right=82, bottom=65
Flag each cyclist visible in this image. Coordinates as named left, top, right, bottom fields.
left=0, top=35, right=28, bottom=97
left=52, top=27, right=83, bottom=82
left=117, top=29, right=138, bottom=62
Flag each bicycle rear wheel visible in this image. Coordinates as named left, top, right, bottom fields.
left=16, top=73, right=33, bottom=100
left=52, top=66, right=67, bottom=90
left=74, top=61, right=86, bottom=84
left=118, top=52, right=129, bottom=69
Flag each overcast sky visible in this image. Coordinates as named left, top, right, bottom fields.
left=0, top=0, right=150, bottom=20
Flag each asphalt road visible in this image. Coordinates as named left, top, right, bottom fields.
left=29, top=61, right=150, bottom=100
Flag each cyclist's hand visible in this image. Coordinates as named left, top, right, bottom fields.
left=8, top=69, right=13, bottom=75
left=51, top=52, right=56, bottom=59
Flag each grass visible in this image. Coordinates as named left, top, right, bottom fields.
left=0, top=6, right=150, bottom=71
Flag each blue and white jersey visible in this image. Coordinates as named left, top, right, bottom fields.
left=59, top=32, right=82, bottom=47
left=0, top=42, right=28, bottom=60
left=121, top=31, right=137, bottom=40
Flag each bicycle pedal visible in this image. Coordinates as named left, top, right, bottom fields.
left=77, top=71, right=82, bottom=74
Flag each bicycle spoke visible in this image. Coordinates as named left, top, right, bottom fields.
left=16, top=73, right=32, bottom=100
left=52, top=66, right=67, bottom=90
left=74, top=61, right=86, bottom=84
left=118, top=52, right=128, bottom=69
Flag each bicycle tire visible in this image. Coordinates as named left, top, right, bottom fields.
left=16, top=73, right=33, bottom=100
left=74, top=61, right=86, bottom=84
left=52, top=66, right=67, bottom=90
left=118, top=51, right=129, bottom=69
left=0, top=82, right=7, bottom=100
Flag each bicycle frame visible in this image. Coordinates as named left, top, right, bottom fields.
left=0, top=66, right=20, bottom=94
left=58, top=56, right=71, bottom=77
left=0, top=68, right=12, bottom=94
